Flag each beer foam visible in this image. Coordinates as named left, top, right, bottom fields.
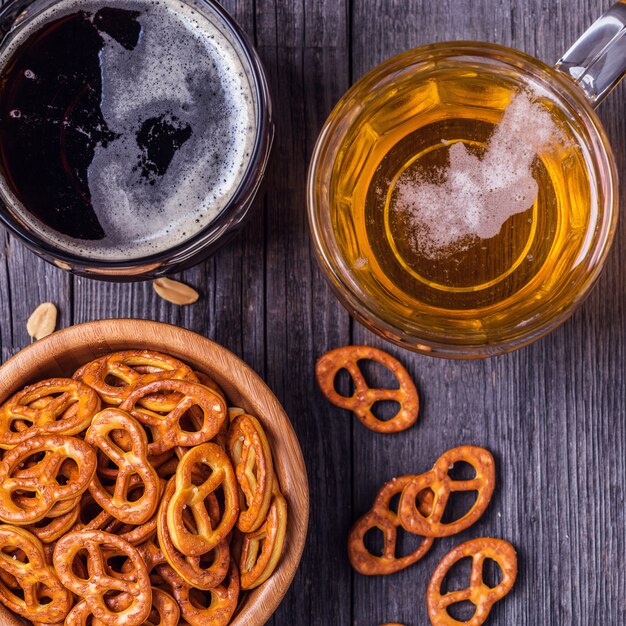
left=392, top=91, right=563, bottom=259
left=0, top=0, right=257, bottom=260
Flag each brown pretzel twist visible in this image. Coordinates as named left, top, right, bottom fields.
left=398, top=446, right=495, bottom=538
left=75, top=350, right=198, bottom=409
left=24, top=503, right=80, bottom=543
left=119, top=380, right=227, bottom=455
left=85, top=408, right=160, bottom=525
left=53, top=529, right=152, bottom=626
left=65, top=588, right=179, bottom=626
left=427, top=538, right=517, bottom=625
left=0, top=378, right=100, bottom=449
left=167, top=442, right=239, bottom=556
left=157, top=477, right=230, bottom=590
left=348, top=475, right=434, bottom=575
left=0, top=525, right=72, bottom=623
left=315, top=346, right=419, bottom=433
left=238, top=488, right=288, bottom=590
left=0, top=435, right=97, bottom=524
left=227, top=412, right=274, bottom=533
left=158, top=560, right=240, bottom=626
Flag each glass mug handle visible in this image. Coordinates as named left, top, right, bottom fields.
left=556, top=0, right=626, bottom=108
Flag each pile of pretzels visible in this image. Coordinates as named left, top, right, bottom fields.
left=0, top=350, right=287, bottom=626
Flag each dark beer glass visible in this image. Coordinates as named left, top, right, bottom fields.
left=0, top=0, right=273, bottom=279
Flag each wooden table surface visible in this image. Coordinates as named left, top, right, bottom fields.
left=1, top=0, right=625, bottom=624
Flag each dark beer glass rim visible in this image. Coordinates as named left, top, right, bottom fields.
left=0, top=0, right=272, bottom=270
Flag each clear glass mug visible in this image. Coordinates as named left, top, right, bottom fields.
left=308, top=2, right=626, bottom=358
left=0, top=0, right=273, bottom=280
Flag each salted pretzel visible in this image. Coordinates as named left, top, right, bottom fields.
left=14, top=491, right=81, bottom=520
left=85, top=408, right=160, bottom=525
left=157, top=477, right=230, bottom=589
left=227, top=412, right=274, bottom=533
left=0, top=525, right=72, bottom=623
left=348, top=475, right=434, bottom=576
left=65, top=589, right=179, bottom=626
left=315, top=346, right=419, bottom=433
left=76, top=350, right=198, bottom=409
left=108, top=587, right=180, bottom=626
left=119, top=380, right=227, bottom=455
left=427, top=538, right=517, bottom=625
left=53, top=529, right=152, bottom=626
left=398, top=446, right=495, bottom=538
left=167, top=442, right=239, bottom=556
left=0, top=434, right=97, bottom=524
left=238, top=488, right=288, bottom=590
left=24, top=503, right=80, bottom=543
left=158, top=561, right=240, bottom=626
left=0, top=378, right=100, bottom=449
left=194, top=371, right=227, bottom=402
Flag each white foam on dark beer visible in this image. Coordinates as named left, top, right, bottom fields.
left=0, top=0, right=257, bottom=260
left=392, top=91, right=564, bottom=259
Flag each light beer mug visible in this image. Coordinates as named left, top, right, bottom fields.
left=308, top=2, right=626, bottom=358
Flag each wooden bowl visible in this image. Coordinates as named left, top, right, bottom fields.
left=0, top=319, right=309, bottom=626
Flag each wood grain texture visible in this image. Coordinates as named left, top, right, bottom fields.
left=0, top=0, right=624, bottom=624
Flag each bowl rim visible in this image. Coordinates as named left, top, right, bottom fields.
left=0, top=318, right=309, bottom=626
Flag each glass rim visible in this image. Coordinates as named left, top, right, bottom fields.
left=307, top=40, right=619, bottom=358
left=0, top=0, right=273, bottom=270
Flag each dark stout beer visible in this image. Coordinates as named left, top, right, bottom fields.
left=0, top=0, right=257, bottom=259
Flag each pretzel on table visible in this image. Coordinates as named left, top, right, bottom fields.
left=398, top=446, right=496, bottom=538
left=315, top=345, right=419, bottom=433
left=427, top=537, right=517, bottom=626
left=348, top=475, right=434, bottom=575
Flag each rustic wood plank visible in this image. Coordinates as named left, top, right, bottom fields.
left=349, top=1, right=626, bottom=625
left=0, top=236, right=70, bottom=362
left=256, top=0, right=352, bottom=623
left=0, top=0, right=624, bottom=624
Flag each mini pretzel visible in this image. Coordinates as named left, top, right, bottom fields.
left=194, top=371, right=227, bottom=403
left=0, top=378, right=100, bottom=449
left=315, top=346, right=419, bottom=433
left=119, top=380, right=227, bottom=455
left=66, top=589, right=179, bottom=626
left=0, top=434, right=97, bottom=524
left=427, top=538, right=517, bottom=625
left=227, top=412, right=274, bottom=533
left=158, top=561, right=240, bottom=626
left=399, top=446, right=495, bottom=538
left=167, top=442, right=239, bottom=556
left=107, top=588, right=180, bottom=626
left=157, top=477, right=230, bottom=589
left=85, top=408, right=160, bottom=525
left=53, top=529, right=152, bottom=626
left=0, top=525, right=72, bottom=623
left=24, top=503, right=80, bottom=543
left=76, top=350, right=198, bottom=409
left=238, top=488, right=288, bottom=590
left=348, top=475, right=434, bottom=576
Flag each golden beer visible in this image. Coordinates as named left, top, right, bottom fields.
left=309, top=44, right=616, bottom=356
